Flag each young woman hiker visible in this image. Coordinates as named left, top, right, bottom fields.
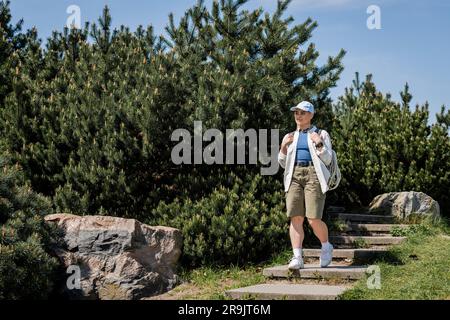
left=278, top=101, right=334, bottom=269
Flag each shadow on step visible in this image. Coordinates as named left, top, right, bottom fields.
left=353, top=250, right=404, bottom=266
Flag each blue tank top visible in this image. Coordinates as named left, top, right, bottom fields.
left=295, top=131, right=312, bottom=162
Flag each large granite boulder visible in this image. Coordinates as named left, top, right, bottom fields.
left=368, top=191, right=440, bottom=220
left=45, top=214, right=182, bottom=300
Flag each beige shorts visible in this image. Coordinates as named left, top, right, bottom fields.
left=286, top=165, right=326, bottom=219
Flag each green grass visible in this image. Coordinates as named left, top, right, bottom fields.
left=190, top=267, right=261, bottom=300
left=162, top=263, right=268, bottom=300
left=352, top=237, right=370, bottom=248
left=340, top=219, right=450, bottom=300
left=327, top=218, right=349, bottom=233
left=151, top=249, right=295, bottom=300
left=391, top=224, right=434, bottom=237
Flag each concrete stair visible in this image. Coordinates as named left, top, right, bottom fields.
left=302, top=248, right=387, bottom=260
left=263, top=264, right=367, bottom=280
left=328, top=212, right=396, bottom=223
left=225, top=209, right=412, bottom=300
left=329, top=235, right=406, bottom=246
left=342, top=223, right=409, bottom=236
left=348, top=223, right=408, bottom=233
left=225, top=284, right=348, bottom=300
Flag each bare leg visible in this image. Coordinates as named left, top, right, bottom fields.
left=290, top=216, right=305, bottom=249
left=307, top=218, right=329, bottom=244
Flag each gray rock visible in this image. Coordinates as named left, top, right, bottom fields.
left=45, top=214, right=182, bottom=300
left=368, top=191, right=440, bottom=220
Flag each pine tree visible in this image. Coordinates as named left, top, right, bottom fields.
left=157, top=0, right=345, bottom=204
left=163, top=0, right=344, bottom=132
left=332, top=73, right=450, bottom=216
left=0, top=153, right=58, bottom=299
left=0, top=0, right=27, bottom=129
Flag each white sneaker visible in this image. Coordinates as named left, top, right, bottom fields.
left=320, top=243, right=333, bottom=268
left=288, top=256, right=304, bottom=270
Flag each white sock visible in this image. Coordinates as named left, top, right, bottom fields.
left=321, top=241, right=331, bottom=248
left=293, top=248, right=302, bottom=258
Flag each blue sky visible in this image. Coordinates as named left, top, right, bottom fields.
left=8, top=0, right=450, bottom=124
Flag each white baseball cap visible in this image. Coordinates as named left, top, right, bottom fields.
left=290, top=101, right=314, bottom=113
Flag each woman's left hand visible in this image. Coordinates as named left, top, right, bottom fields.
left=310, top=132, right=322, bottom=145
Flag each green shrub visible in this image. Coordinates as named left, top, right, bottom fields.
left=0, top=155, right=59, bottom=299
left=150, top=172, right=291, bottom=267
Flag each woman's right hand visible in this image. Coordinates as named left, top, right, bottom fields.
left=281, top=133, right=294, bottom=154
left=283, top=133, right=294, bottom=147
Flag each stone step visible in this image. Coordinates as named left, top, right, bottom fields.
left=303, top=248, right=387, bottom=260
left=329, top=213, right=395, bottom=223
left=337, top=224, right=410, bottom=236
left=344, top=223, right=409, bottom=235
left=263, top=264, right=367, bottom=280
left=332, top=231, right=394, bottom=237
left=349, top=223, right=409, bottom=232
left=226, top=284, right=348, bottom=300
left=329, top=235, right=406, bottom=246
